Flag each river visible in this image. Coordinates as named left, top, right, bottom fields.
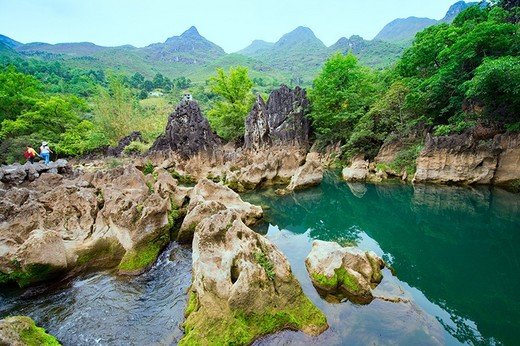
left=1, top=173, right=519, bottom=345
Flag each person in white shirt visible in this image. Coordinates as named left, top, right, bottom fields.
left=39, top=141, right=53, bottom=165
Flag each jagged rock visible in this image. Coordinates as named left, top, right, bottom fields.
left=180, top=210, right=328, bottom=345
left=342, top=156, right=369, bottom=182
left=0, top=164, right=182, bottom=286
left=150, top=100, right=220, bottom=159
left=305, top=240, right=385, bottom=304
left=0, top=159, right=71, bottom=185
left=225, top=147, right=306, bottom=191
left=106, top=131, right=143, bottom=157
left=0, top=316, right=61, bottom=346
left=287, top=152, right=323, bottom=191
left=244, top=85, right=310, bottom=150
left=177, top=178, right=262, bottom=242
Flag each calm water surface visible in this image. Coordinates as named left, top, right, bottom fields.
left=1, top=174, right=519, bottom=345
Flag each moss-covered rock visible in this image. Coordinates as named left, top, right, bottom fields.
left=180, top=210, right=328, bottom=345
left=0, top=316, right=61, bottom=346
left=305, top=240, right=386, bottom=304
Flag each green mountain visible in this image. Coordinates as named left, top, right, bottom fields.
left=0, top=2, right=477, bottom=86
left=374, top=1, right=479, bottom=43
left=373, top=17, right=438, bottom=44
left=0, top=34, right=22, bottom=49
left=329, top=35, right=407, bottom=69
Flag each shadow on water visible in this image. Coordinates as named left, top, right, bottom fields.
left=244, top=172, right=520, bottom=346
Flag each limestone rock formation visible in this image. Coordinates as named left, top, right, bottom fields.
left=287, top=152, right=323, bottom=191
left=0, top=316, right=60, bottom=346
left=180, top=210, right=328, bottom=345
left=492, top=133, right=520, bottom=185
left=342, top=156, right=369, bottom=182
left=305, top=240, right=385, bottom=304
left=177, top=178, right=262, bottom=243
left=0, top=159, right=71, bottom=184
left=225, top=147, right=306, bottom=191
left=414, top=133, right=498, bottom=184
left=150, top=100, right=220, bottom=158
left=0, top=164, right=181, bottom=286
left=244, top=85, right=310, bottom=150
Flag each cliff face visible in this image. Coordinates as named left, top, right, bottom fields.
left=413, top=132, right=520, bottom=186
left=244, top=85, right=310, bottom=150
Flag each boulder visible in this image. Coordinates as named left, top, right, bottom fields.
left=177, top=179, right=262, bottom=242
left=244, top=85, right=310, bottom=150
left=493, top=133, right=520, bottom=186
left=0, top=159, right=71, bottom=185
left=150, top=100, right=220, bottom=159
left=286, top=152, right=323, bottom=191
left=180, top=210, right=328, bottom=345
left=342, top=156, right=369, bottom=182
left=0, top=316, right=60, bottom=346
left=305, top=240, right=385, bottom=304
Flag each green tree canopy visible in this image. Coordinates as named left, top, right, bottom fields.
left=207, top=66, right=255, bottom=141
left=308, top=52, right=376, bottom=145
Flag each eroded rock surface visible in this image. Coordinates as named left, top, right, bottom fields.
left=181, top=210, right=328, bottom=345
left=0, top=159, right=71, bottom=184
left=177, top=178, right=262, bottom=243
left=150, top=100, right=220, bottom=159
left=244, top=85, right=310, bottom=150
left=305, top=240, right=385, bottom=304
left=287, top=152, right=323, bottom=191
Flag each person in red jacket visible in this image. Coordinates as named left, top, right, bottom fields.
left=24, top=145, right=39, bottom=164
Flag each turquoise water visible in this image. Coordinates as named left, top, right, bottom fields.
left=1, top=175, right=518, bottom=345
left=244, top=174, right=520, bottom=345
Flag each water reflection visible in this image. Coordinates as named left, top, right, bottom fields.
left=243, top=174, right=520, bottom=345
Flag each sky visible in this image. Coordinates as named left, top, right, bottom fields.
left=1, top=0, right=464, bottom=53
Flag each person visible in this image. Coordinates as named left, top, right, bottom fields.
left=24, top=145, right=39, bottom=164
left=39, top=141, right=53, bottom=165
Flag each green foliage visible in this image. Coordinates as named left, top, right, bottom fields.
left=207, top=66, right=255, bottom=141
left=142, top=162, right=155, bottom=175
left=397, top=4, right=520, bottom=132
left=123, top=141, right=152, bottom=155
left=117, top=233, right=169, bottom=273
left=308, top=52, right=376, bottom=145
left=389, top=143, right=423, bottom=176
left=254, top=252, right=275, bottom=281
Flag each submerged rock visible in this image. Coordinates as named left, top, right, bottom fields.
left=181, top=210, right=328, bottom=345
left=305, top=240, right=385, bottom=304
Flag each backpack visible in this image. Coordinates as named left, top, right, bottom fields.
left=24, top=150, right=34, bottom=159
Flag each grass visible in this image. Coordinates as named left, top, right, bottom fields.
left=254, top=252, right=275, bottom=281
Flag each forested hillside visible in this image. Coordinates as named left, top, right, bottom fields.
left=0, top=1, right=518, bottom=167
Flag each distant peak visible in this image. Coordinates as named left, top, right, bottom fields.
left=181, top=26, right=201, bottom=38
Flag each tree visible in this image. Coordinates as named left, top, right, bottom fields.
left=92, top=73, right=138, bottom=145
left=207, top=66, right=255, bottom=141
left=308, top=52, right=376, bottom=144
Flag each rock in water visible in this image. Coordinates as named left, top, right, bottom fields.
left=305, top=240, right=385, bottom=304
left=244, top=85, right=310, bottom=150
left=150, top=100, right=220, bottom=158
left=180, top=210, right=328, bottom=345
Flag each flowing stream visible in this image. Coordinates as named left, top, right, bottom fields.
left=1, top=174, right=519, bottom=345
